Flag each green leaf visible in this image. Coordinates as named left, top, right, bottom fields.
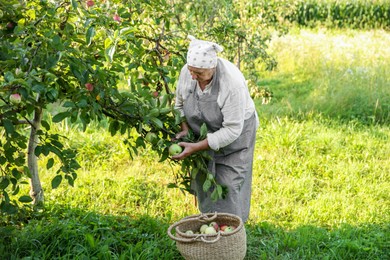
left=167, top=183, right=178, bottom=188
left=86, top=26, right=95, bottom=46
left=2, top=119, right=14, bottom=135
left=47, top=158, right=54, bottom=170
left=200, top=123, right=208, bottom=140
left=52, top=112, right=71, bottom=123
left=216, top=185, right=223, bottom=198
left=150, top=117, right=163, bottom=129
left=70, top=64, right=82, bottom=81
left=71, top=0, right=78, bottom=9
left=203, top=179, right=211, bottom=192
left=41, top=120, right=50, bottom=130
left=19, top=195, right=33, bottom=203
left=65, top=175, right=75, bottom=187
left=4, top=71, right=14, bottom=82
left=106, top=45, right=116, bottom=62
left=63, top=101, right=76, bottom=108
left=46, top=55, right=59, bottom=69
left=34, top=146, right=42, bottom=156
left=147, top=108, right=160, bottom=117
left=51, top=175, right=62, bottom=189
left=52, top=35, right=63, bottom=50
left=104, top=38, right=112, bottom=49
left=0, top=177, right=10, bottom=189
left=191, top=168, right=199, bottom=179
left=109, top=120, right=120, bottom=136
left=77, top=99, right=88, bottom=108
left=159, top=94, right=169, bottom=108
left=85, top=233, right=96, bottom=248
left=211, top=188, right=219, bottom=202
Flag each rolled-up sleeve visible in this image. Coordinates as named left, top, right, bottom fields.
left=174, top=66, right=189, bottom=118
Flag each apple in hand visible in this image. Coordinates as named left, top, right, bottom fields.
left=169, top=144, right=182, bottom=156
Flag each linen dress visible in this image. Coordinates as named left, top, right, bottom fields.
left=177, top=58, right=258, bottom=222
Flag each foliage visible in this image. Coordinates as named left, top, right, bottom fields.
left=248, top=0, right=390, bottom=30
left=0, top=0, right=277, bottom=213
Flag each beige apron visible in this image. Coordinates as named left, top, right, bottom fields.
left=182, top=63, right=257, bottom=222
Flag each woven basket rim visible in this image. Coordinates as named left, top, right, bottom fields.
left=168, top=212, right=244, bottom=243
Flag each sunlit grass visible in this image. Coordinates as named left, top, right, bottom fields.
left=2, top=28, right=390, bottom=259
left=260, top=28, right=390, bottom=123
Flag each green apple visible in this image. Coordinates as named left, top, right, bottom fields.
left=185, top=230, right=194, bottom=235
left=204, top=226, right=217, bottom=234
left=169, top=144, right=182, bottom=156
left=9, top=93, right=21, bottom=105
left=200, top=224, right=209, bottom=234
left=224, top=226, right=235, bottom=233
left=145, top=132, right=158, bottom=144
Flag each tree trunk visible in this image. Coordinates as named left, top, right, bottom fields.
left=28, top=105, right=44, bottom=207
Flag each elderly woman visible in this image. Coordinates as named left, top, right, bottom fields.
left=172, top=35, right=259, bottom=223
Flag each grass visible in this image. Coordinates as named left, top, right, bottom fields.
left=1, top=28, right=390, bottom=259
left=257, top=28, right=390, bottom=124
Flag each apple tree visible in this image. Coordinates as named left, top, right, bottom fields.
left=0, top=0, right=278, bottom=214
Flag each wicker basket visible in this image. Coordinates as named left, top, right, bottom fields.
left=167, top=212, right=246, bottom=260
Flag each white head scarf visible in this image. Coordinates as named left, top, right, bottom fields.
left=186, top=35, right=223, bottom=69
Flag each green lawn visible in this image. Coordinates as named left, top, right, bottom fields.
left=1, top=28, right=389, bottom=259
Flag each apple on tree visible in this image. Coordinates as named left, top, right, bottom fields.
left=113, top=14, right=121, bottom=22
left=85, top=83, right=94, bottom=91
left=145, top=132, right=158, bottom=144
left=86, top=0, right=94, bottom=7
left=9, top=93, right=21, bottom=105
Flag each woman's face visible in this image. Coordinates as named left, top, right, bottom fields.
left=188, top=66, right=215, bottom=84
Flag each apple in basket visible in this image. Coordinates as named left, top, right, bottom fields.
left=200, top=224, right=209, bottom=234
left=204, top=226, right=217, bottom=234
left=220, top=224, right=228, bottom=231
left=209, top=221, right=219, bottom=231
left=224, top=226, right=235, bottom=233
left=185, top=230, right=194, bottom=235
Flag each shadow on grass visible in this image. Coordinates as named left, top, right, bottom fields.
left=0, top=205, right=182, bottom=260
left=1, top=205, right=389, bottom=259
